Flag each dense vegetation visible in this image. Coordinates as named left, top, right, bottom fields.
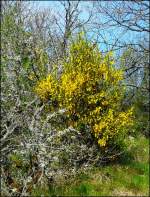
left=1, top=1, right=149, bottom=196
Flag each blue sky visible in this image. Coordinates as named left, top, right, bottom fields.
left=29, top=1, right=147, bottom=53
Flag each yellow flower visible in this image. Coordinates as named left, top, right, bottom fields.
left=102, top=101, right=108, bottom=106
left=98, top=138, right=106, bottom=147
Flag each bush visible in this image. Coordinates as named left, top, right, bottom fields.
left=35, top=33, right=134, bottom=150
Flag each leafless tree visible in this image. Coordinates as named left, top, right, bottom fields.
left=92, top=1, right=149, bottom=91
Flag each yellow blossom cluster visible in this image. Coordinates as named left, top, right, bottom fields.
left=93, top=108, right=134, bottom=146
left=34, top=74, right=57, bottom=101
left=34, top=33, right=134, bottom=148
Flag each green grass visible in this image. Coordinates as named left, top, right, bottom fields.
left=32, top=135, right=149, bottom=196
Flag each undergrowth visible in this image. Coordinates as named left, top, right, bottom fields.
left=31, top=134, right=149, bottom=196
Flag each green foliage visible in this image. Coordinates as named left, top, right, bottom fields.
left=120, top=46, right=149, bottom=137
left=133, top=90, right=149, bottom=136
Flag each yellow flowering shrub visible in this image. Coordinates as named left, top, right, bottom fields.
left=34, top=74, right=57, bottom=101
left=34, top=33, right=134, bottom=148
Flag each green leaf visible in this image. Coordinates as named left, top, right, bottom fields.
left=22, top=57, right=30, bottom=70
